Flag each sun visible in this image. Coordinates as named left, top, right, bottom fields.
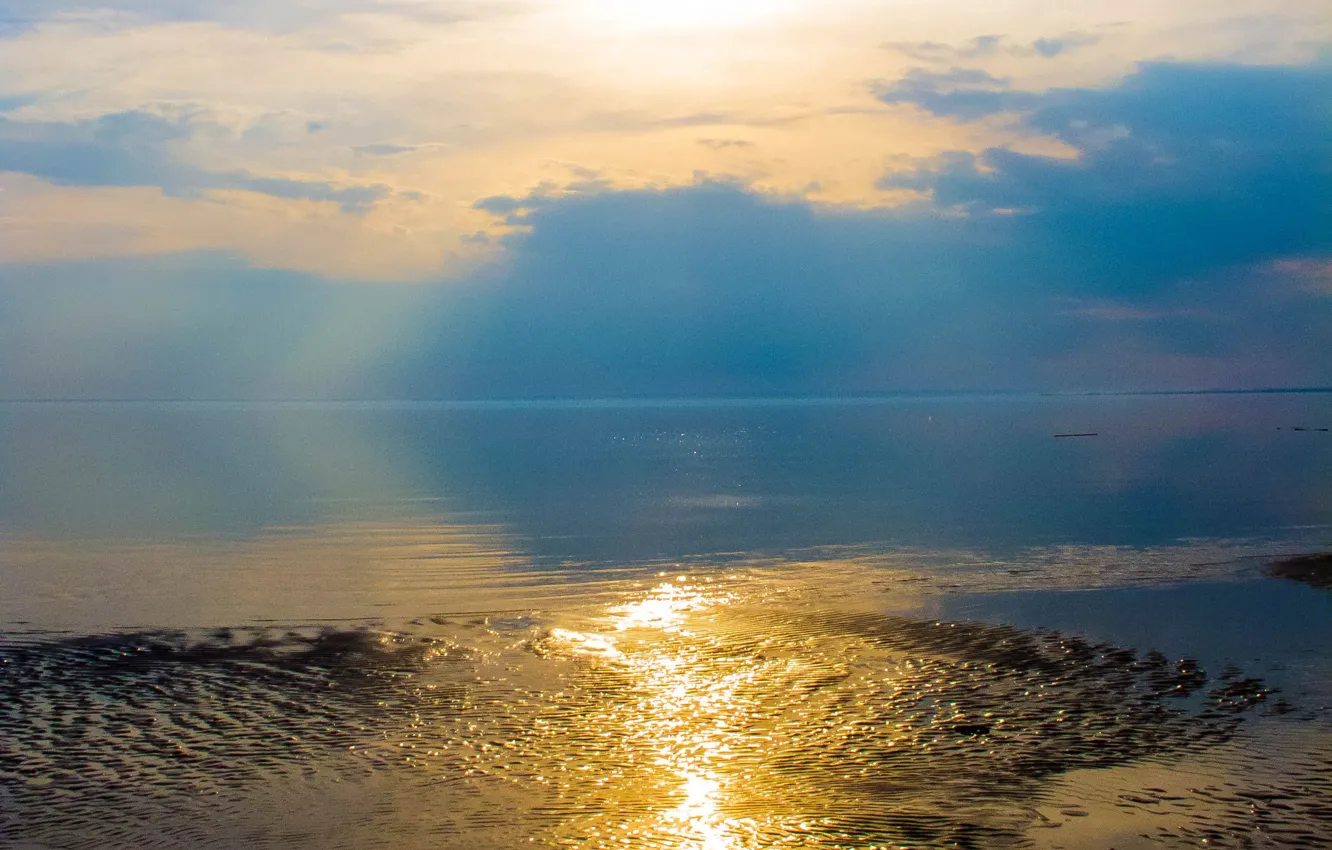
left=573, top=0, right=794, bottom=33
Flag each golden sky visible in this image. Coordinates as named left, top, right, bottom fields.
left=1, top=0, right=1325, bottom=278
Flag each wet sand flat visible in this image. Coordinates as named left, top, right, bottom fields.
left=1, top=395, right=1329, bottom=847
left=2, top=565, right=1329, bottom=849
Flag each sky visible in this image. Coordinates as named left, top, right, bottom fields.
left=0, top=0, right=1328, bottom=398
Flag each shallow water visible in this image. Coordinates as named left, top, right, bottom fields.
left=0, top=393, right=1329, bottom=847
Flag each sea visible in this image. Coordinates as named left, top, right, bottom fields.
left=1, top=392, right=1329, bottom=848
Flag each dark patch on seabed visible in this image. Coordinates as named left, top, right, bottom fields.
left=0, top=588, right=1329, bottom=849
left=1271, top=552, right=1332, bottom=590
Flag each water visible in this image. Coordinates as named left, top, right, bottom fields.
left=1, top=393, right=1329, bottom=848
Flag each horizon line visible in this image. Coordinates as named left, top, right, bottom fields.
left=2, top=387, right=1331, bottom=405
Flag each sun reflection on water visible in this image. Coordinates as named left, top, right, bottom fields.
left=544, top=576, right=759, bottom=846
left=524, top=571, right=1327, bottom=847
left=609, top=579, right=751, bottom=848
left=3, top=560, right=1326, bottom=848
left=608, top=575, right=721, bottom=632
left=665, top=770, right=742, bottom=850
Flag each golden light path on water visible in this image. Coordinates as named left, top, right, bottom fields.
left=524, top=568, right=1330, bottom=848
left=615, top=581, right=746, bottom=849
left=541, top=568, right=926, bottom=848
left=2, top=529, right=1331, bottom=847
left=550, top=577, right=755, bottom=848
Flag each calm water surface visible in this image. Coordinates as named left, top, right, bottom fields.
left=1, top=394, right=1329, bottom=848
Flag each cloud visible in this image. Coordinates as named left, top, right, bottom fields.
left=351, top=143, right=418, bottom=156
left=1062, top=301, right=1212, bottom=322
left=883, top=32, right=1102, bottom=63
left=1024, top=62, right=1329, bottom=149
left=369, top=60, right=1332, bottom=395
left=0, top=0, right=502, bottom=35
left=1, top=60, right=1328, bottom=399
left=578, top=111, right=737, bottom=133
left=224, top=173, right=389, bottom=210
left=419, top=171, right=1328, bottom=396
left=472, top=194, right=528, bottom=216
left=0, top=110, right=392, bottom=211
left=0, top=189, right=1026, bottom=399
left=874, top=68, right=1037, bottom=120
left=1030, top=33, right=1100, bottom=58
left=877, top=62, right=1332, bottom=295
left=697, top=138, right=754, bottom=150
left=3, top=181, right=1329, bottom=401
left=1266, top=258, right=1332, bottom=296
left=882, top=36, right=999, bottom=62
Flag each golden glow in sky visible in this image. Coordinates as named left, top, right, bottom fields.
left=0, top=0, right=1325, bottom=279
left=572, top=0, right=799, bottom=33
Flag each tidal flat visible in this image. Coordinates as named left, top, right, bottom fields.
left=0, top=393, right=1329, bottom=848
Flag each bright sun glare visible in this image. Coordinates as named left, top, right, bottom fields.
left=575, top=0, right=792, bottom=32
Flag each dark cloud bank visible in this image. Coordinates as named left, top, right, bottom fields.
left=0, top=60, right=1328, bottom=399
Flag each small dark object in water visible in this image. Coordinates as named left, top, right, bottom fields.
left=1270, top=553, right=1332, bottom=590
left=1054, top=432, right=1098, bottom=438
left=951, top=723, right=991, bottom=736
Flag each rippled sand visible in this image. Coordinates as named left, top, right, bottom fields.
left=2, top=569, right=1328, bottom=849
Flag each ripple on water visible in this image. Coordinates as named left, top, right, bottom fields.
left=0, top=572, right=1329, bottom=849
